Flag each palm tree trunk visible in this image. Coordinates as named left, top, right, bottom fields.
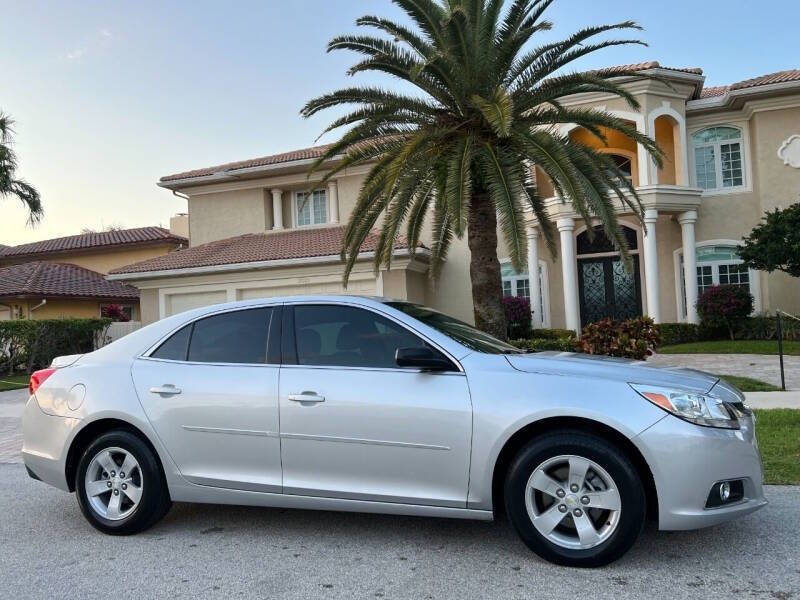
left=467, top=187, right=507, bottom=340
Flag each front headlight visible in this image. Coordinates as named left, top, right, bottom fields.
left=629, top=384, right=739, bottom=429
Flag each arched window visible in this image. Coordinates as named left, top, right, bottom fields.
left=692, top=126, right=744, bottom=191
left=605, top=154, right=633, bottom=182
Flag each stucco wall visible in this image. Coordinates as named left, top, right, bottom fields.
left=189, top=188, right=269, bottom=246
left=0, top=244, right=180, bottom=275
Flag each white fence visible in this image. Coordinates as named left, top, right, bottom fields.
left=100, top=321, right=142, bottom=347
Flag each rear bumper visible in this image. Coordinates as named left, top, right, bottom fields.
left=21, top=395, right=77, bottom=492
left=637, top=413, right=767, bottom=531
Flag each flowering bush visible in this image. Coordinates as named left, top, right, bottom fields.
left=101, top=304, right=131, bottom=323
left=502, top=296, right=532, bottom=339
left=696, top=285, right=754, bottom=340
left=577, top=316, right=660, bottom=360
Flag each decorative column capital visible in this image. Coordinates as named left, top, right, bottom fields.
left=643, top=209, right=659, bottom=224
left=525, top=225, right=539, bottom=241
left=678, top=210, right=698, bottom=225
left=327, top=179, right=338, bottom=191
left=556, top=217, right=575, bottom=232
left=270, top=188, right=283, bottom=198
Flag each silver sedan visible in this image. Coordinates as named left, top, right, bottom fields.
left=22, top=296, right=766, bottom=567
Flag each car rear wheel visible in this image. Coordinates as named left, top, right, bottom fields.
left=504, top=431, right=646, bottom=567
left=76, top=430, right=171, bottom=535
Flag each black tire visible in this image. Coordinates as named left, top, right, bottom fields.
left=504, top=430, right=646, bottom=567
left=75, top=430, right=171, bottom=535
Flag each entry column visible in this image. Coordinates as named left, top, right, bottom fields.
left=679, top=210, right=699, bottom=324
left=526, top=226, right=542, bottom=328
left=557, top=217, right=581, bottom=333
left=642, top=209, right=661, bottom=323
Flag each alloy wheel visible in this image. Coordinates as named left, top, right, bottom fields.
left=84, top=447, right=144, bottom=521
left=524, top=454, right=622, bottom=550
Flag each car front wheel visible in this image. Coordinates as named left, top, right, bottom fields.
left=75, top=430, right=171, bottom=535
left=504, top=431, right=646, bottom=567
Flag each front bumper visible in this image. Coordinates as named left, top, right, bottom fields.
left=637, top=413, right=767, bottom=531
left=21, top=395, right=79, bottom=492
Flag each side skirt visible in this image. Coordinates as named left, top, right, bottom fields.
left=170, top=483, right=494, bottom=521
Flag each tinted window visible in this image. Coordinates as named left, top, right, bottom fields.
left=151, top=324, right=192, bottom=361
left=187, top=308, right=272, bottom=364
left=386, top=302, right=523, bottom=354
left=293, top=305, right=434, bottom=369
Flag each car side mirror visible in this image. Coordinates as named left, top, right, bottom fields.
left=395, top=347, right=454, bottom=371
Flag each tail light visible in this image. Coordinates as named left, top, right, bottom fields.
left=29, top=368, right=56, bottom=396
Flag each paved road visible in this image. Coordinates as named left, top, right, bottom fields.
left=1, top=463, right=798, bottom=600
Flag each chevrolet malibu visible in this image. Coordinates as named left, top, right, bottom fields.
left=22, top=296, right=766, bottom=567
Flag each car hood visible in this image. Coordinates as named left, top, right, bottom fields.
left=505, top=352, right=719, bottom=393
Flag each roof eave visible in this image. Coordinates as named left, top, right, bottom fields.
left=158, top=154, right=347, bottom=190
left=688, top=79, right=800, bottom=112
left=107, top=248, right=432, bottom=281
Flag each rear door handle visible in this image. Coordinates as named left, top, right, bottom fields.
left=288, top=392, right=325, bottom=404
left=150, top=384, right=182, bottom=396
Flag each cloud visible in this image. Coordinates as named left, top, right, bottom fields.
left=62, top=29, right=112, bottom=61
left=65, top=48, right=86, bottom=61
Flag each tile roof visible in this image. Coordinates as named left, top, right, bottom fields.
left=0, top=227, right=186, bottom=260
left=595, top=61, right=703, bottom=76
left=0, top=262, right=140, bottom=300
left=699, top=70, right=800, bottom=99
left=110, top=225, right=424, bottom=275
left=160, top=144, right=335, bottom=183
left=730, top=69, right=800, bottom=91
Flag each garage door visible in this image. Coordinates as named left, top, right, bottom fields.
left=165, top=290, right=227, bottom=317
left=238, top=277, right=376, bottom=300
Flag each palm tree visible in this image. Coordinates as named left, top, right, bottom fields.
left=302, top=0, right=662, bottom=339
left=0, top=112, right=43, bottom=224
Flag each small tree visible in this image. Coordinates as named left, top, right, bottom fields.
left=739, top=203, right=800, bottom=277
left=696, top=285, right=754, bottom=341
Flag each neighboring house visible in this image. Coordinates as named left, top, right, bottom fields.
left=109, top=63, right=800, bottom=331
left=0, top=226, right=186, bottom=320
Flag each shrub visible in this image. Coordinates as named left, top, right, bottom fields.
left=502, top=296, right=532, bottom=340
left=577, top=316, right=660, bottom=360
left=655, top=322, right=700, bottom=346
left=530, top=328, right=576, bottom=340
left=101, top=303, right=131, bottom=322
left=696, top=285, right=754, bottom=341
left=510, top=337, right=579, bottom=353
left=0, top=318, right=111, bottom=374
left=734, top=314, right=800, bottom=341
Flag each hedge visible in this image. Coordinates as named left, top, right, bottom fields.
left=510, top=337, right=579, bottom=352
left=0, top=318, right=111, bottom=374
left=655, top=315, right=800, bottom=347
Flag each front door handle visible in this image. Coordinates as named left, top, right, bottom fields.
left=150, top=384, right=182, bottom=396
left=288, top=392, right=325, bottom=404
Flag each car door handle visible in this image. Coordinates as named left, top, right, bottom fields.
left=288, top=392, right=325, bottom=404
left=150, top=385, right=182, bottom=396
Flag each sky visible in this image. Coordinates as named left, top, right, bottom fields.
left=2, top=0, right=798, bottom=245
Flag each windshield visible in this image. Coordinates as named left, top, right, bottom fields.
left=386, top=302, right=523, bottom=354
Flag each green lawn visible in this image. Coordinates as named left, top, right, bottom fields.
left=714, top=374, right=781, bottom=392
left=754, top=409, right=800, bottom=485
left=658, top=339, right=800, bottom=355
left=0, top=374, right=29, bottom=392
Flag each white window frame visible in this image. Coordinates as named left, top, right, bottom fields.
left=689, top=123, right=752, bottom=196
left=500, top=258, right=551, bottom=328
left=292, top=189, right=328, bottom=227
left=672, top=240, right=762, bottom=321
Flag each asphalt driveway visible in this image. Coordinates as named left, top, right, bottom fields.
left=2, top=389, right=798, bottom=599
left=0, top=463, right=797, bottom=599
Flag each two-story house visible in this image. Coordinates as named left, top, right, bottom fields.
left=109, top=63, right=800, bottom=331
